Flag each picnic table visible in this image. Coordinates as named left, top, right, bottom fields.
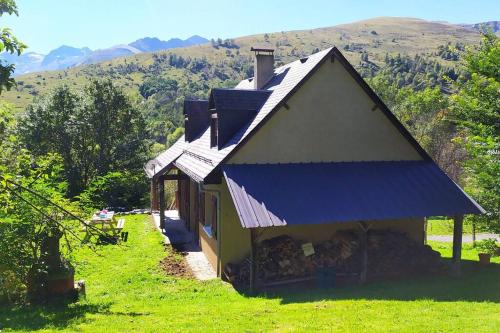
left=82, top=211, right=125, bottom=242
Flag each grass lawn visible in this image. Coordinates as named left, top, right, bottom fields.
left=427, top=218, right=474, bottom=235
left=1, top=215, right=499, bottom=332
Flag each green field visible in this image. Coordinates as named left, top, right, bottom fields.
left=0, top=214, right=499, bottom=332
left=427, top=218, right=474, bottom=235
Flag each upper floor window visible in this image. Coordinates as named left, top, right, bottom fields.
left=210, top=113, right=218, bottom=148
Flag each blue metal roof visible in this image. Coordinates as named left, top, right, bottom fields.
left=223, top=161, right=484, bottom=228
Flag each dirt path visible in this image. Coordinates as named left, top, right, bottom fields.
left=427, top=233, right=499, bottom=243
left=153, top=211, right=216, bottom=280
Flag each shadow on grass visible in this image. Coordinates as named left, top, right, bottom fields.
left=249, top=260, right=500, bottom=304
left=0, top=300, right=112, bottom=331
left=0, top=298, right=154, bottom=332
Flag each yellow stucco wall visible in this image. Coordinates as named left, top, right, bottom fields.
left=199, top=229, right=217, bottom=271
left=218, top=183, right=251, bottom=270
left=256, top=218, right=424, bottom=245
left=228, top=58, right=422, bottom=164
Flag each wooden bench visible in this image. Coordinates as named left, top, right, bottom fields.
left=81, top=218, right=125, bottom=242
left=115, top=218, right=125, bottom=232
left=106, top=218, right=125, bottom=237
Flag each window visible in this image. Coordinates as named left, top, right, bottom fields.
left=210, top=113, right=218, bottom=148
left=202, top=194, right=218, bottom=239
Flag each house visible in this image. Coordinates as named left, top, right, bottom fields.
left=145, top=46, right=484, bottom=287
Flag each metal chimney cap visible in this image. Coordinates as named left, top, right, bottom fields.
left=251, top=46, right=274, bottom=53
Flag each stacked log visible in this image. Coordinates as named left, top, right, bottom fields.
left=313, top=231, right=359, bottom=270
left=255, top=236, right=313, bottom=281
left=230, top=229, right=443, bottom=287
left=367, top=230, right=442, bottom=276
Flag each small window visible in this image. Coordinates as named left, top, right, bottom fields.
left=203, top=194, right=218, bottom=239
left=210, top=114, right=218, bottom=148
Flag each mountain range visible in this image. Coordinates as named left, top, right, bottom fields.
left=459, top=20, right=500, bottom=33
left=0, top=35, right=209, bottom=75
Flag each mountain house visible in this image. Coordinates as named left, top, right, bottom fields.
left=145, top=46, right=484, bottom=289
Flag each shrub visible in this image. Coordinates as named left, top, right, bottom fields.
left=475, top=238, right=499, bottom=256
left=79, top=171, right=149, bottom=211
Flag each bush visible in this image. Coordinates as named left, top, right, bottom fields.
left=0, top=269, right=26, bottom=304
left=79, top=171, right=149, bottom=211
left=475, top=238, right=499, bottom=256
left=0, top=159, right=80, bottom=302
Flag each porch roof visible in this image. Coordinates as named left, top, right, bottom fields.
left=144, top=135, right=187, bottom=179
left=222, top=161, right=484, bottom=228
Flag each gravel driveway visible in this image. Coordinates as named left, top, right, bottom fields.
left=427, top=233, right=499, bottom=243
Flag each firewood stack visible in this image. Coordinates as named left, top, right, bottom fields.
left=367, top=230, right=442, bottom=276
left=313, top=231, right=359, bottom=270
left=229, top=229, right=443, bottom=286
left=232, top=233, right=361, bottom=285
left=256, top=236, right=312, bottom=281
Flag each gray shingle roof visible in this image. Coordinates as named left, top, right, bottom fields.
left=144, top=134, right=187, bottom=178
left=209, top=88, right=272, bottom=111
left=145, top=47, right=334, bottom=181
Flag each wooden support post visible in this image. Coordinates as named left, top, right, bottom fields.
left=358, top=222, right=369, bottom=284
left=423, top=217, right=428, bottom=245
left=452, top=215, right=464, bottom=277
left=472, top=222, right=476, bottom=246
left=150, top=180, right=158, bottom=211
left=159, top=176, right=166, bottom=230
left=249, top=228, right=258, bottom=294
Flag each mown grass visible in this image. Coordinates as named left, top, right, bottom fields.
left=427, top=217, right=474, bottom=235
left=0, top=214, right=499, bottom=332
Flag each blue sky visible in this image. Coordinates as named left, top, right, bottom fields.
left=3, top=0, right=499, bottom=54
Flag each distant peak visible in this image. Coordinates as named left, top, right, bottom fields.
left=129, top=35, right=208, bottom=52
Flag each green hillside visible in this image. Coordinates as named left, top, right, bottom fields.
left=1, top=17, right=481, bottom=113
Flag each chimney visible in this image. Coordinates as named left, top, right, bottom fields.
left=251, top=46, right=274, bottom=89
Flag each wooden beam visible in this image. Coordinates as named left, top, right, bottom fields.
left=150, top=180, right=158, bottom=211
left=423, top=217, right=428, bottom=245
left=358, top=222, right=369, bottom=284
left=159, top=176, right=166, bottom=230
left=452, top=215, right=464, bottom=277
left=163, top=174, right=189, bottom=181
left=249, top=228, right=258, bottom=294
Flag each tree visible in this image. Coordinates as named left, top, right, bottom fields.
left=139, top=76, right=178, bottom=99
left=369, top=76, right=465, bottom=182
left=20, top=80, right=149, bottom=197
left=0, top=101, right=14, bottom=146
left=166, top=127, right=184, bottom=148
left=0, top=0, right=26, bottom=93
left=0, top=154, right=83, bottom=301
left=78, top=171, right=149, bottom=211
left=451, top=32, right=500, bottom=232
